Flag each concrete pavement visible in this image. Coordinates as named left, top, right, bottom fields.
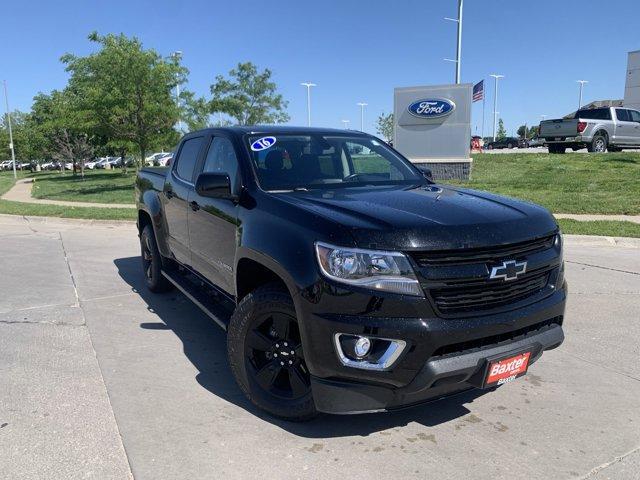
left=0, top=214, right=638, bottom=479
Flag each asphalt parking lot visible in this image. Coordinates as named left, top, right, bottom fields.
left=1, top=215, right=639, bottom=480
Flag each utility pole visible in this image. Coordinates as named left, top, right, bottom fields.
left=577, top=80, right=588, bottom=110
left=3, top=81, right=17, bottom=179
left=341, top=119, right=350, bottom=129
left=171, top=51, right=183, bottom=132
left=300, top=82, right=316, bottom=126
left=490, top=74, right=504, bottom=141
left=356, top=102, right=367, bottom=132
left=444, top=0, right=463, bottom=84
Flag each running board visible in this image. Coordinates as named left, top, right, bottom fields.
left=161, top=269, right=231, bottom=331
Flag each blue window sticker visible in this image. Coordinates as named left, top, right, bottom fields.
left=250, top=136, right=277, bottom=151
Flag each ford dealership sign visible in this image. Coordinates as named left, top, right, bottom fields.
left=407, top=98, right=456, bottom=119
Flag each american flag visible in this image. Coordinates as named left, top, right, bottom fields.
left=473, top=80, right=484, bottom=102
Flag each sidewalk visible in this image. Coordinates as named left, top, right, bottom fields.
left=1, top=178, right=135, bottom=209
left=554, top=213, right=640, bottom=224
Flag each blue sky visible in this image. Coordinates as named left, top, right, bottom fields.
left=2, top=0, right=639, bottom=136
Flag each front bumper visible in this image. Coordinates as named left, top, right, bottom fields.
left=311, top=322, right=563, bottom=414
left=296, top=278, right=567, bottom=414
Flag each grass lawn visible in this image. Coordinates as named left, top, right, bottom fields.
left=0, top=171, right=135, bottom=220
left=455, top=152, right=640, bottom=215
left=31, top=169, right=136, bottom=204
left=1, top=155, right=640, bottom=235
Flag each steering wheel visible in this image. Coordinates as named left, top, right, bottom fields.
left=343, top=173, right=361, bottom=182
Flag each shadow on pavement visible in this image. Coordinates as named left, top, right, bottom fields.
left=115, top=255, right=489, bottom=438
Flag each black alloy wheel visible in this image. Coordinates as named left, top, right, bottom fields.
left=245, top=312, right=310, bottom=400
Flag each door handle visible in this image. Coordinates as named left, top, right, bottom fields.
left=164, top=189, right=174, bottom=199
left=190, top=201, right=200, bottom=212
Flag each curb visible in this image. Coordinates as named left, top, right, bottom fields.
left=563, top=234, right=640, bottom=248
left=0, top=213, right=136, bottom=228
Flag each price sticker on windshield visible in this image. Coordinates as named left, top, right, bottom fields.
left=250, top=136, right=277, bottom=151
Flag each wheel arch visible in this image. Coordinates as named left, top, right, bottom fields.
left=235, top=250, right=301, bottom=305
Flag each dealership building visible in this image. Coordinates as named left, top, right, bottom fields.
left=624, top=50, right=640, bottom=110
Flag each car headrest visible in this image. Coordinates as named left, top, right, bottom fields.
left=265, top=150, right=284, bottom=171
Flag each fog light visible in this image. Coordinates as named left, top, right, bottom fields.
left=354, top=336, right=371, bottom=358
left=334, top=333, right=407, bottom=371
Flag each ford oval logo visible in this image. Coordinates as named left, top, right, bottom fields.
left=407, top=98, right=456, bottom=119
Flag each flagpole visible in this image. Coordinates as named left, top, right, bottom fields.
left=481, top=83, right=486, bottom=141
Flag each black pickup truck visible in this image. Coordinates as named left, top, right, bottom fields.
left=135, top=126, right=566, bottom=421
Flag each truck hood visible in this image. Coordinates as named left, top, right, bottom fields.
left=274, top=184, right=557, bottom=250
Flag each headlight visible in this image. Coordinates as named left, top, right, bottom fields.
left=315, top=242, right=423, bottom=296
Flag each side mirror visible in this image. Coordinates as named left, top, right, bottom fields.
left=195, top=172, right=236, bottom=200
left=417, top=166, right=433, bottom=181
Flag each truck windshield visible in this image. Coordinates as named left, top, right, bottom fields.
left=246, top=134, right=424, bottom=191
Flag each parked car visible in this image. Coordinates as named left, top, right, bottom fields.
left=0, top=160, right=13, bottom=170
left=85, top=159, right=102, bottom=169
left=155, top=153, right=173, bottom=166
left=539, top=107, right=640, bottom=153
left=486, top=137, right=520, bottom=149
left=145, top=152, right=169, bottom=166
left=135, top=126, right=567, bottom=421
left=528, top=137, right=546, bottom=148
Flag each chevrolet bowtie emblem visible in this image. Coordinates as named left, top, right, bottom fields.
left=489, top=260, right=527, bottom=281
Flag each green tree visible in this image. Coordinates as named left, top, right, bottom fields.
left=209, top=62, right=289, bottom=125
left=375, top=112, right=394, bottom=141
left=497, top=118, right=507, bottom=140
left=61, top=32, right=184, bottom=168
left=517, top=125, right=527, bottom=138
left=181, top=91, right=211, bottom=131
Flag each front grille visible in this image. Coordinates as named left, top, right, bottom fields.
left=430, top=268, right=551, bottom=315
left=410, top=234, right=556, bottom=266
left=431, top=317, right=562, bottom=359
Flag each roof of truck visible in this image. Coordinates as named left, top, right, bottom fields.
left=188, top=125, right=372, bottom=136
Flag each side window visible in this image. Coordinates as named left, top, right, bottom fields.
left=616, top=109, right=630, bottom=122
left=629, top=110, right=640, bottom=123
left=175, top=137, right=204, bottom=182
left=203, top=137, right=240, bottom=190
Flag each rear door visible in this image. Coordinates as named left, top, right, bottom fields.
left=188, top=134, right=241, bottom=294
left=614, top=109, right=634, bottom=144
left=163, top=135, right=205, bottom=266
left=628, top=110, right=640, bottom=145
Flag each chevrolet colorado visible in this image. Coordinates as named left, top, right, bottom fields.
left=136, top=126, right=566, bottom=421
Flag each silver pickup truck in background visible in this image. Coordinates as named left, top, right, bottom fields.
left=539, top=107, right=640, bottom=153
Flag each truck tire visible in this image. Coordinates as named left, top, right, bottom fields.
left=227, top=283, right=317, bottom=421
left=507, top=142, right=514, bottom=149
left=140, top=224, right=173, bottom=293
left=588, top=132, right=608, bottom=153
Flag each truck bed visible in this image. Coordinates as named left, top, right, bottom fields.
left=138, top=167, right=168, bottom=191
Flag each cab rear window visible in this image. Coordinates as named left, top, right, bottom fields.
left=574, top=108, right=611, bottom=120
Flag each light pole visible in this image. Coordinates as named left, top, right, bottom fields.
left=300, top=82, right=316, bottom=126
left=444, top=0, right=463, bottom=84
left=541, top=115, right=547, bottom=120
left=490, top=74, right=504, bottom=141
left=3, top=81, right=17, bottom=179
left=171, top=51, right=183, bottom=132
left=576, top=80, right=588, bottom=110
left=357, top=102, right=368, bottom=132
left=341, top=119, right=350, bottom=129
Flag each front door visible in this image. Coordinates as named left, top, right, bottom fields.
left=163, top=135, right=205, bottom=266
left=188, top=135, right=241, bottom=295
left=628, top=110, right=640, bottom=145
left=615, top=109, right=635, bottom=145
